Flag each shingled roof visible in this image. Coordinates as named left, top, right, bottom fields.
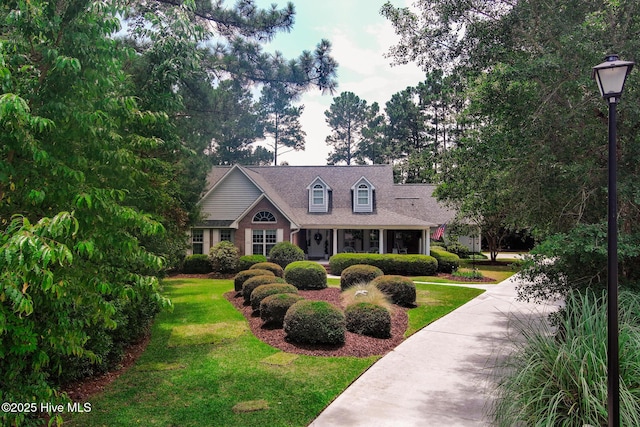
left=201, top=164, right=456, bottom=229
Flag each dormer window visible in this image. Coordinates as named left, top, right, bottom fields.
left=307, top=177, right=330, bottom=213
left=352, top=177, right=374, bottom=213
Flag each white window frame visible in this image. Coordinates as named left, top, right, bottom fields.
left=252, top=229, right=277, bottom=256
left=352, top=177, right=374, bottom=213
left=307, top=177, right=330, bottom=213
left=252, top=211, right=276, bottom=223
left=192, top=229, right=204, bottom=254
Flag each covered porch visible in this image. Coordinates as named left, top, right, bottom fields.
left=295, top=228, right=433, bottom=260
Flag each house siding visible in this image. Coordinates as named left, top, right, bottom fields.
left=200, top=168, right=261, bottom=220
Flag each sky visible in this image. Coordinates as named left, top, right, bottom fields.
left=252, top=0, right=425, bottom=165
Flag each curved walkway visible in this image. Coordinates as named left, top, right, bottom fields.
left=309, top=274, right=559, bottom=427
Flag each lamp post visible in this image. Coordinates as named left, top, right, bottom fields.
left=592, top=54, right=634, bottom=427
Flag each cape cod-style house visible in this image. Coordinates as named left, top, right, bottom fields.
left=189, top=164, right=477, bottom=258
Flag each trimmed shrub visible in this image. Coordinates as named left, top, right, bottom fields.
left=182, top=254, right=212, bottom=274
left=445, top=242, right=470, bottom=259
left=329, top=253, right=437, bottom=276
left=268, top=241, right=305, bottom=268
left=250, top=261, right=285, bottom=278
left=284, top=261, right=327, bottom=290
left=208, top=241, right=240, bottom=274
left=430, top=247, right=460, bottom=273
left=233, top=269, right=274, bottom=292
left=242, top=275, right=287, bottom=304
left=371, top=275, right=417, bottom=307
left=237, top=255, right=267, bottom=271
left=345, top=302, right=392, bottom=338
left=340, top=264, right=383, bottom=291
left=250, top=283, right=299, bottom=311
left=260, top=293, right=305, bottom=327
left=284, top=300, right=346, bottom=345
left=341, top=283, right=392, bottom=311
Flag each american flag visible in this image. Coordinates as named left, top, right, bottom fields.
left=431, top=223, right=446, bottom=241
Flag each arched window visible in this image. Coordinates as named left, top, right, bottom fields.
left=252, top=211, right=276, bottom=222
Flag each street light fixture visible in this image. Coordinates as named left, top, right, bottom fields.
left=592, top=54, right=634, bottom=427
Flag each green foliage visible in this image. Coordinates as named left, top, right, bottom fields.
left=430, top=248, right=460, bottom=273
left=249, top=261, right=284, bottom=277
left=445, top=242, right=470, bottom=258
left=340, top=264, right=384, bottom=291
left=208, top=241, right=240, bottom=274
left=233, top=269, right=274, bottom=292
left=284, top=261, right=328, bottom=290
left=324, top=91, right=377, bottom=165
left=250, top=283, right=298, bottom=311
left=344, top=302, right=392, bottom=338
left=371, top=275, right=417, bottom=307
left=518, top=224, right=640, bottom=302
left=237, top=255, right=267, bottom=271
left=492, top=290, right=640, bottom=426
left=268, top=241, right=305, bottom=268
left=242, top=275, right=286, bottom=304
left=284, top=300, right=346, bottom=345
left=259, top=293, right=305, bottom=327
left=452, top=269, right=484, bottom=280
left=182, top=254, right=212, bottom=274
left=329, top=253, right=437, bottom=276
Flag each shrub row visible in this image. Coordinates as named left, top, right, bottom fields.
left=430, top=247, right=460, bottom=273
left=329, top=253, right=438, bottom=276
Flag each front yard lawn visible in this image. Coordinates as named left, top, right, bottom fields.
left=68, top=278, right=483, bottom=426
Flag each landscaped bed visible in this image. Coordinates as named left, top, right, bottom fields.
left=225, top=287, right=409, bottom=357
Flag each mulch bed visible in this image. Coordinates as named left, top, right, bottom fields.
left=224, top=288, right=409, bottom=358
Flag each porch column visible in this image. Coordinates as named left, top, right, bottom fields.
left=423, top=229, right=431, bottom=255
left=332, top=229, right=338, bottom=256
left=379, top=228, right=385, bottom=254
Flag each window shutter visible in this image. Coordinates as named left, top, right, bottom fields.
left=276, top=228, right=284, bottom=242
left=245, top=228, right=252, bottom=255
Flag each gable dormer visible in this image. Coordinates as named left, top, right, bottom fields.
left=307, top=176, right=331, bottom=213
left=351, top=177, right=375, bottom=213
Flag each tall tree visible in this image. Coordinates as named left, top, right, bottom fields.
left=259, top=82, right=306, bottom=165
left=383, top=0, right=640, bottom=299
left=325, top=91, right=374, bottom=165
left=0, top=1, right=339, bottom=424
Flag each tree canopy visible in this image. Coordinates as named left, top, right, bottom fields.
left=0, top=0, right=338, bottom=424
left=383, top=0, right=640, bottom=295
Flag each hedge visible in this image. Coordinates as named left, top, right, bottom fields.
left=182, top=254, right=212, bottom=274
left=430, top=247, right=460, bottom=273
left=329, top=253, right=437, bottom=276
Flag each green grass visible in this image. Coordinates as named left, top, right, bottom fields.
left=68, top=278, right=482, bottom=426
left=411, top=259, right=518, bottom=284
left=407, top=283, right=484, bottom=336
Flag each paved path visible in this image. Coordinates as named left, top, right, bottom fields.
left=309, top=274, right=558, bottom=427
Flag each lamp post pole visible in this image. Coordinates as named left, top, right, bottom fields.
left=592, top=54, right=634, bottom=427
left=606, top=94, right=619, bottom=427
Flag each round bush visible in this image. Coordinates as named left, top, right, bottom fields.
left=182, top=254, right=212, bottom=274
left=250, top=262, right=285, bottom=278
left=445, top=242, right=470, bottom=259
left=284, top=300, right=346, bottom=345
left=250, top=283, right=299, bottom=311
left=430, top=248, right=460, bottom=273
left=268, top=241, right=305, bottom=268
left=284, top=261, right=327, bottom=290
left=208, top=241, right=240, bottom=274
left=260, top=293, right=305, bottom=327
left=345, top=302, right=392, bottom=338
left=371, top=275, right=417, bottom=307
left=237, top=254, right=267, bottom=271
left=340, top=264, right=384, bottom=291
left=242, top=275, right=286, bottom=304
left=233, top=269, right=274, bottom=292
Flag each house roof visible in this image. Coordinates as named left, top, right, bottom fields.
left=200, top=165, right=456, bottom=229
